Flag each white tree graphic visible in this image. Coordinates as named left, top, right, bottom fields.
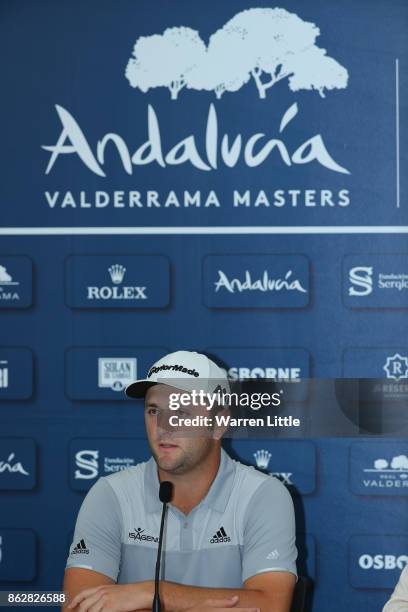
left=374, top=459, right=388, bottom=470
left=218, top=8, right=348, bottom=99
left=220, top=8, right=320, bottom=99
left=125, top=27, right=206, bottom=99
left=187, top=27, right=253, bottom=99
left=286, top=46, right=348, bottom=98
left=125, top=8, right=349, bottom=100
left=391, top=455, right=408, bottom=470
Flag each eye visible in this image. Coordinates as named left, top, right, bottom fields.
left=146, top=407, right=159, bottom=416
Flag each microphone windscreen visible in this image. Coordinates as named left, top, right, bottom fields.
left=159, top=481, right=173, bottom=503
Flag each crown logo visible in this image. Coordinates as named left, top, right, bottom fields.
left=253, top=449, right=272, bottom=470
left=108, top=264, right=126, bottom=285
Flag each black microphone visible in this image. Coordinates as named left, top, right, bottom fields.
left=159, top=481, right=173, bottom=504
left=152, top=481, right=173, bottom=612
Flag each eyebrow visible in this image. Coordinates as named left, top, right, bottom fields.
left=145, top=402, right=192, bottom=411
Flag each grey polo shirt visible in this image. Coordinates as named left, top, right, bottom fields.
left=66, top=448, right=297, bottom=587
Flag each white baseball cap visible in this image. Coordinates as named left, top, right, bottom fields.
left=125, top=350, right=230, bottom=398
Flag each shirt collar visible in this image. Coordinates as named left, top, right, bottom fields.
left=143, top=447, right=236, bottom=515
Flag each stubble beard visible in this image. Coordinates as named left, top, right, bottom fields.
left=152, top=439, right=214, bottom=476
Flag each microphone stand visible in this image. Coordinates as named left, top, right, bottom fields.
left=152, top=482, right=173, bottom=612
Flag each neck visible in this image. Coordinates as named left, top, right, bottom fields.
left=157, top=447, right=222, bottom=515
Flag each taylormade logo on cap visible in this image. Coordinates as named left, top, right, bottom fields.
left=148, top=364, right=200, bottom=378
left=125, top=350, right=230, bottom=398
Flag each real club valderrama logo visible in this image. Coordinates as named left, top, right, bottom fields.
left=42, top=6, right=351, bottom=190
left=352, top=450, right=408, bottom=493
left=362, top=455, right=408, bottom=490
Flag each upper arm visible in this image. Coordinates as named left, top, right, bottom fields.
left=242, top=477, right=297, bottom=583
left=62, top=567, right=114, bottom=610
left=66, top=477, right=122, bottom=582
left=244, top=572, right=296, bottom=612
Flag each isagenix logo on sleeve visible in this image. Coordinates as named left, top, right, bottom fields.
left=128, top=528, right=159, bottom=543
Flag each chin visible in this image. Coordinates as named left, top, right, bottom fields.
left=157, top=454, right=179, bottom=469
left=159, top=456, right=186, bottom=474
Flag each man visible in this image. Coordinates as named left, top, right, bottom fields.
left=64, top=351, right=297, bottom=612
left=383, top=566, right=408, bottom=611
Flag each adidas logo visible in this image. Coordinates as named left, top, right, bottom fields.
left=210, top=526, right=231, bottom=544
left=71, top=539, right=89, bottom=555
left=266, top=549, right=280, bottom=560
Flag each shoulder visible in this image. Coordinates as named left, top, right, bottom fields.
left=229, top=457, right=294, bottom=531
left=232, top=456, right=289, bottom=501
left=101, top=460, right=147, bottom=499
left=81, top=460, right=148, bottom=514
left=103, top=460, right=146, bottom=487
left=396, top=565, right=408, bottom=592
left=384, top=565, right=408, bottom=610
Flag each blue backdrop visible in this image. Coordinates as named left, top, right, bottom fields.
left=0, top=1, right=407, bottom=611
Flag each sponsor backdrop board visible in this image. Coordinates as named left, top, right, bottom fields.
left=0, top=1, right=408, bottom=612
